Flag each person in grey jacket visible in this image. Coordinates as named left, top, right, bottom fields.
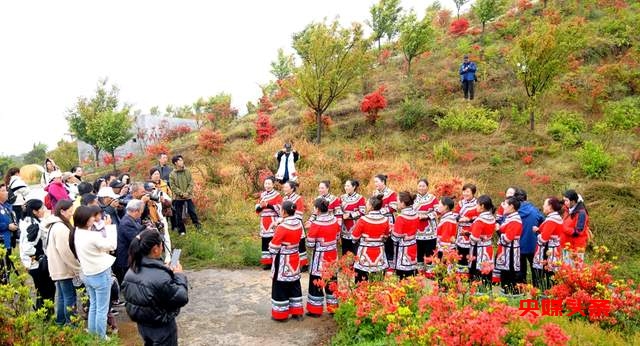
left=122, top=229, right=188, bottom=346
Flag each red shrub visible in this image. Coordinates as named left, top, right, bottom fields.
left=434, top=9, right=451, bottom=29
left=258, top=94, right=274, bottom=114
left=146, top=142, right=170, bottom=156
left=378, top=49, right=391, bottom=65
left=434, top=178, right=463, bottom=199
left=449, top=18, right=469, bottom=36
left=123, top=152, right=135, bottom=161
left=522, top=154, right=534, bottom=165
left=354, top=149, right=364, bottom=162
left=161, top=124, right=192, bottom=142
left=198, top=128, right=224, bottom=154
left=360, top=85, right=387, bottom=125
left=102, top=153, right=114, bottom=167
left=518, top=0, right=533, bottom=11
left=255, top=111, right=277, bottom=144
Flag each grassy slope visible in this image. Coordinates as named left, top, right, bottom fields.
left=168, top=2, right=640, bottom=279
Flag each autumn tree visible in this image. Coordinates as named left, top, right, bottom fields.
left=511, top=19, right=584, bottom=130
left=66, top=79, right=133, bottom=169
left=399, top=10, right=434, bottom=76
left=473, top=0, right=505, bottom=32
left=366, top=0, right=403, bottom=49
left=290, top=20, right=370, bottom=144
left=453, top=0, right=469, bottom=19
left=270, top=48, right=294, bottom=81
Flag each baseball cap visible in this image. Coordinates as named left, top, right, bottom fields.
left=97, top=187, right=120, bottom=199
left=109, top=180, right=125, bottom=188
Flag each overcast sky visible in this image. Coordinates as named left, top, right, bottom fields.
left=0, top=0, right=461, bottom=156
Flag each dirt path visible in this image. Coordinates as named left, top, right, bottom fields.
left=117, top=268, right=336, bottom=346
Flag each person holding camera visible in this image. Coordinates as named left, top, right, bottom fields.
left=114, top=199, right=146, bottom=285
left=97, top=187, right=121, bottom=227
left=459, top=54, right=477, bottom=100
left=275, top=142, right=299, bottom=184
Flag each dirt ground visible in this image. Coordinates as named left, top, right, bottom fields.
left=116, top=268, right=336, bottom=346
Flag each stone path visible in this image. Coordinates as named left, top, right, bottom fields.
left=117, top=268, right=336, bottom=346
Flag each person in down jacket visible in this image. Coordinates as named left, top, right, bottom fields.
left=122, top=229, right=188, bottom=346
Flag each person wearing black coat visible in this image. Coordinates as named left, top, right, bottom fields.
left=122, top=229, right=188, bottom=346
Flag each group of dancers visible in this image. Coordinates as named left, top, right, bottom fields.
left=256, top=174, right=590, bottom=321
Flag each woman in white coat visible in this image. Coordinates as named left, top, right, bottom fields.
left=4, top=167, right=30, bottom=221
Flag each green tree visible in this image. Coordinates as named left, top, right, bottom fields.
left=473, top=0, right=505, bottom=32
left=66, top=79, right=132, bottom=168
left=399, top=11, right=435, bottom=76
left=23, top=143, right=48, bottom=165
left=366, top=0, right=402, bottom=50
left=453, top=0, right=469, bottom=19
left=270, top=48, right=294, bottom=80
left=290, top=20, right=370, bottom=144
left=48, top=140, right=78, bottom=172
left=511, top=19, right=584, bottom=130
left=149, top=105, right=160, bottom=116
left=0, top=156, right=18, bottom=179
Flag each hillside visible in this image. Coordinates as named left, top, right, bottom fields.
left=119, top=1, right=640, bottom=280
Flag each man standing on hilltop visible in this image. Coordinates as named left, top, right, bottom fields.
left=169, top=155, right=201, bottom=235
left=459, top=54, right=477, bottom=100
left=275, top=142, right=299, bottom=184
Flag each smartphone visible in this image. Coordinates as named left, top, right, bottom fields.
left=170, top=248, right=182, bottom=268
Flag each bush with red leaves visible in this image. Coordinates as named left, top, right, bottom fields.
left=255, top=111, right=277, bottom=144
left=360, top=85, right=388, bottom=125
left=198, top=128, right=224, bottom=154
left=449, top=18, right=469, bottom=36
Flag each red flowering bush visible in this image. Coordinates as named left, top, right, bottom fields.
left=198, top=128, right=224, bottom=154
left=146, top=142, right=170, bottom=156
left=161, top=124, right=192, bottom=142
left=360, top=86, right=387, bottom=125
left=547, top=246, right=640, bottom=334
left=434, top=9, right=451, bottom=29
left=258, top=94, right=274, bottom=114
left=522, top=154, right=534, bottom=165
left=434, top=177, right=463, bottom=199
left=102, top=153, right=114, bottom=166
left=255, top=111, right=277, bottom=144
left=518, top=0, right=533, bottom=11
left=449, top=18, right=469, bottom=36
left=378, top=49, right=391, bottom=65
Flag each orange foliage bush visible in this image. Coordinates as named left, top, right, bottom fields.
left=198, top=128, right=224, bottom=154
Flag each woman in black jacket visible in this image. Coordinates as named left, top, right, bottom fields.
left=122, top=229, right=188, bottom=346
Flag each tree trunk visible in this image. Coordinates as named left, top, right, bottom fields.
left=315, top=110, right=322, bottom=144
left=111, top=150, right=118, bottom=172
left=406, top=58, right=412, bottom=77
left=377, top=39, right=381, bottom=51
left=529, top=108, right=535, bottom=131
left=93, top=146, right=101, bottom=168
left=482, top=22, right=485, bottom=33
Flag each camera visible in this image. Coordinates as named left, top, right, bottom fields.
left=118, top=195, right=132, bottom=207
left=148, top=190, right=161, bottom=202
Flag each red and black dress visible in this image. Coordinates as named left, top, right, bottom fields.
left=375, top=187, right=397, bottom=268
left=306, top=213, right=340, bottom=316
left=340, top=192, right=366, bottom=256
left=308, top=193, right=343, bottom=226
left=269, top=216, right=303, bottom=320
left=414, top=193, right=439, bottom=272
left=469, top=211, right=495, bottom=286
left=532, top=211, right=563, bottom=289
left=352, top=210, right=390, bottom=283
left=283, top=192, right=308, bottom=268
left=453, top=197, right=478, bottom=272
left=255, top=189, right=282, bottom=266
left=495, top=212, right=522, bottom=294
left=391, top=207, right=419, bottom=279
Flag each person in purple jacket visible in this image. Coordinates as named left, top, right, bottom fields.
left=514, top=188, right=544, bottom=285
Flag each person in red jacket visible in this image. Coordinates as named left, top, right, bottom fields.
left=436, top=197, right=457, bottom=257
left=340, top=179, right=366, bottom=256
left=373, top=174, right=397, bottom=269
left=468, top=195, right=495, bottom=290
left=414, top=179, right=439, bottom=273
left=255, top=177, right=282, bottom=269
left=391, top=192, right=419, bottom=279
left=352, top=194, right=390, bottom=283
left=495, top=197, right=523, bottom=295
left=532, top=197, right=564, bottom=289
left=306, top=181, right=343, bottom=227
left=306, top=198, right=341, bottom=317
left=453, top=183, right=479, bottom=274
left=269, top=201, right=303, bottom=322
left=44, top=171, right=70, bottom=210
left=561, top=189, right=589, bottom=266
left=282, top=181, right=308, bottom=269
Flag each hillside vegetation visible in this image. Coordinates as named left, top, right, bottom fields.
left=119, top=1, right=640, bottom=280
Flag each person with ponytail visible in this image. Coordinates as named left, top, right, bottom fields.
left=532, top=197, right=564, bottom=289
left=255, top=176, right=282, bottom=269
left=282, top=180, right=309, bottom=270
left=44, top=199, right=81, bottom=325
left=413, top=178, right=439, bottom=274
left=352, top=194, right=390, bottom=283
left=73, top=205, right=117, bottom=339
left=306, top=198, right=340, bottom=317
left=269, top=200, right=304, bottom=321
left=561, top=189, right=590, bottom=265
left=391, top=192, right=419, bottom=279
left=468, top=195, right=496, bottom=290
left=19, top=198, right=56, bottom=310
left=340, top=179, right=366, bottom=256
left=372, top=174, right=397, bottom=269
left=5, top=167, right=30, bottom=221
left=122, top=229, right=188, bottom=346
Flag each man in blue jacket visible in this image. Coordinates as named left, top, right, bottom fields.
left=514, top=188, right=544, bottom=285
left=459, top=54, right=477, bottom=100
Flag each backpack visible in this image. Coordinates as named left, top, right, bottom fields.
left=44, top=193, right=54, bottom=210
left=7, top=180, right=21, bottom=205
